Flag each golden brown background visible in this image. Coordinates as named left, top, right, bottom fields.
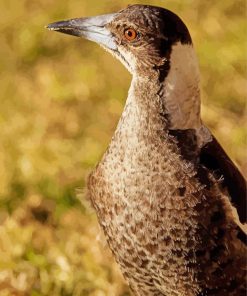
left=0, top=0, right=246, bottom=295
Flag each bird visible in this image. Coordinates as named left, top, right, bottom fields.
left=47, top=4, right=247, bottom=296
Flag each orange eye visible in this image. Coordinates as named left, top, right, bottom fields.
left=124, top=28, right=138, bottom=41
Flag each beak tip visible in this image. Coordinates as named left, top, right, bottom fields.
left=46, top=21, right=69, bottom=31
left=46, top=23, right=58, bottom=31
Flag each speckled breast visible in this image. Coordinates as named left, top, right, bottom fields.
left=88, top=129, right=206, bottom=295
left=88, top=127, right=246, bottom=296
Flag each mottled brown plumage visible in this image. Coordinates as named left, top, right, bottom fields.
left=47, top=5, right=247, bottom=295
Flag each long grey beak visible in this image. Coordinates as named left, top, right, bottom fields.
left=46, top=13, right=118, bottom=51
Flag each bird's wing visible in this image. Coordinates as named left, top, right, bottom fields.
left=199, top=136, right=247, bottom=224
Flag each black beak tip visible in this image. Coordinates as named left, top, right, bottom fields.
left=46, top=23, right=57, bottom=31
left=45, top=24, right=51, bottom=30
left=45, top=21, right=68, bottom=31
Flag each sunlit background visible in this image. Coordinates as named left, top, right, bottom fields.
left=0, top=0, right=246, bottom=295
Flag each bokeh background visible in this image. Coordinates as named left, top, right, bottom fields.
left=0, top=0, right=246, bottom=295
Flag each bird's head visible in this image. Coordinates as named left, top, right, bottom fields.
left=47, top=5, right=192, bottom=77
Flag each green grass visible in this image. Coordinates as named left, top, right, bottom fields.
left=0, top=0, right=246, bottom=295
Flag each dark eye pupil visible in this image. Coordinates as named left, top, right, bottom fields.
left=128, top=31, right=133, bottom=37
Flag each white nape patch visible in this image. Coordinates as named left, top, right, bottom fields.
left=164, top=42, right=201, bottom=130
left=164, top=42, right=212, bottom=146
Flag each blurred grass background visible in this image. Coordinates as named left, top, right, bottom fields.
left=0, top=0, right=246, bottom=295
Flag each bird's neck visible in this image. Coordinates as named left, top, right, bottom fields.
left=115, top=42, right=211, bottom=147
left=115, top=75, right=167, bottom=140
